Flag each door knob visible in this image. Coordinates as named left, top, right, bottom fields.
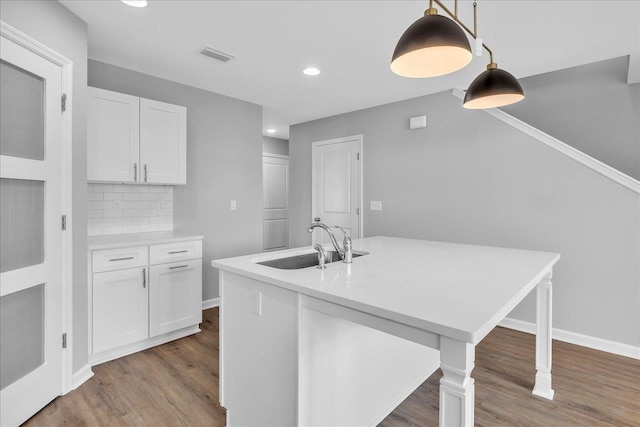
left=314, top=217, right=321, bottom=222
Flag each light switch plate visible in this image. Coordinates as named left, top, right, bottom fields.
left=370, top=201, right=383, bottom=211
left=230, top=200, right=237, bottom=210
left=409, top=115, right=427, bottom=130
left=251, top=290, right=262, bottom=316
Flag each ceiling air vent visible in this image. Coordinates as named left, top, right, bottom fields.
left=199, top=46, right=236, bottom=63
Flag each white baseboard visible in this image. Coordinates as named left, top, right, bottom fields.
left=202, top=297, right=220, bottom=310
left=499, top=317, right=640, bottom=360
left=90, top=325, right=201, bottom=366
left=71, top=364, right=94, bottom=391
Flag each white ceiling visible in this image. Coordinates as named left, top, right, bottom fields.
left=61, top=0, right=639, bottom=140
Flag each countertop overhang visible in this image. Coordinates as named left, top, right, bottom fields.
left=212, top=236, right=560, bottom=344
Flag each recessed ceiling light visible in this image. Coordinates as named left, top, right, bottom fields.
left=303, top=67, right=320, bottom=76
left=266, top=129, right=276, bottom=134
left=121, top=0, right=148, bottom=7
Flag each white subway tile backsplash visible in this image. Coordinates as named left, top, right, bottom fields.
left=87, top=185, right=173, bottom=236
left=91, top=201, right=114, bottom=210
left=156, top=223, right=173, bottom=232
left=88, top=210, right=104, bottom=219
left=103, top=192, right=123, bottom=201
left=92, top=184, right=114, bottom=192
left=120, top=200, right=149, bottom=209
left=104, top=225, right=124, bottom=234
left=122, top=193, right=141, bottom=201
left=122, top=225, right=142, bottom=234
left=88, top=226, right=104, bottom=237
left=103, top=210, right=122, bottom=218
left=140, top=224, right=159, bottom=233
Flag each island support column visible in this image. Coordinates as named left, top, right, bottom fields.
left=439, top=337, right=475, bottom=427
left=533, top=270, right=555, bottom=399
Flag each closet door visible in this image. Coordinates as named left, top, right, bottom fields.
left=140, top=98, right=186, bottom=185
left=263, top=155, right=289, bottom=251
left=0, top=35, right=64, bottom=427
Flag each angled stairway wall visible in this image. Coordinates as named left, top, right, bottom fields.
left=290, top=86, right=640, bottom=357
left=502, top=57, right=639, bottom=181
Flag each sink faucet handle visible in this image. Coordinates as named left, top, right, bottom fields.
left=314, top=244, right=327, bottom=269
left=334, top=226, right=351, bottom=242
left=334, top=226, right=353, bottom=264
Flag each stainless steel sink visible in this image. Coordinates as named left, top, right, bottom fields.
left=257, top=250, right=367, bottom=269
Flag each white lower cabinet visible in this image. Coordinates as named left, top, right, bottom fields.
left=90, top=238, right=202, bottom=362
left=150, top=259, right=202, bottom=337
left=92, top=267, right=148, bottom=354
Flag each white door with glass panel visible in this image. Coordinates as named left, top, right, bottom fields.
left=311, top=136, right=362, bottom=245
left=1, top=35, right=64, bottom=426
left=263, top=155, right=289, bottom=251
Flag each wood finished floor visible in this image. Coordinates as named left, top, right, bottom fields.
left=25, top=308, right=640, bottom=426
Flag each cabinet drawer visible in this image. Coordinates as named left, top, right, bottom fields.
left=150, top=240, right=202, bottom=265
left=92, top=246, right=148, bottom=273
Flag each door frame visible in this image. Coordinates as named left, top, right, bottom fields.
left=311, top=134, right=363, bottom=241
left=1, top=21, right=74, bottom=394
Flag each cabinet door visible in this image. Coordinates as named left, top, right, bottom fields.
left=149, top=259, right=202, bottom=337
left=87, top=87, right=140, bottom=183
left=140, top=98, right=187, bottom=185
left=93, top=267, right=148, bottom=354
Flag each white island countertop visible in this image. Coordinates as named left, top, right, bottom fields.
left=212, top=236, right=560, bottom=344
left=88, top=231, right=203, bottom=250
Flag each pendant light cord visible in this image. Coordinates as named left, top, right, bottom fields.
left=432, top=0, right=494, bottom=64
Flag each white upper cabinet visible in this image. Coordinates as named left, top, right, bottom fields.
left=88, top=87, right=140, bottom=183
left=140, top=98, right=187, bottom=185
left=88, top=87, right=187, bottom=185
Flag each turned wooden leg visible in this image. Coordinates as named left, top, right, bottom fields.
left=439, top=337, right=475, bottom=427
left=532, top=270, right=555, bottom=400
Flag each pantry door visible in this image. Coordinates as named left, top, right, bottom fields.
left=0, top=33, right=65, bottom=426
left=263, top=155, right=289, bottom=251
left=311, top=135, right=362, bottom=246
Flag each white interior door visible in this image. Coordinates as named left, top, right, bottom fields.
left=263, top=155, right=289, bottom=251
left=0, top=35, right=64, bottom=426
left=311, top=136, right=362, bottom=245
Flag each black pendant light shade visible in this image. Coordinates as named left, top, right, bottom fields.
left=463, top=65, right=524, bottom=109
left=391, top=13, right=472, bottom=78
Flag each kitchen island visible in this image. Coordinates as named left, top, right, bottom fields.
left=211, top=236, right=560, bottom=426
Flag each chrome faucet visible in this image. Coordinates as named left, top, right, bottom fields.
left=308, top=218, right=352, bottom=263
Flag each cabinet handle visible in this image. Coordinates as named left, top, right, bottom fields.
left=169, top=264, right=189, bottom=270
left=168, top=250, right=188, bottom=254
left=109, top=256, right=134, bottom=262
left=142, top=268, right=146, bottom=288
left=134, top=163, right=138, bottom=182
left=144, top=164, right=148, bottom=182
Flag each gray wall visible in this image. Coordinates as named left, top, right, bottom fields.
left=1, top=0, right=89, bottom=373
left=263, top=136, right=289, bottom=156
left=289, top=90, right=639, bottom=347
left=504, top=57, right=640, bottom=180
left=88, top=60, right=264, bottom=302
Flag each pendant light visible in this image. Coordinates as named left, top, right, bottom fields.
left=391, top=0, right=524, bottom=109
left=391, top=7, right=472, bottom=78
left=463, top=63, right=524, bottom=109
